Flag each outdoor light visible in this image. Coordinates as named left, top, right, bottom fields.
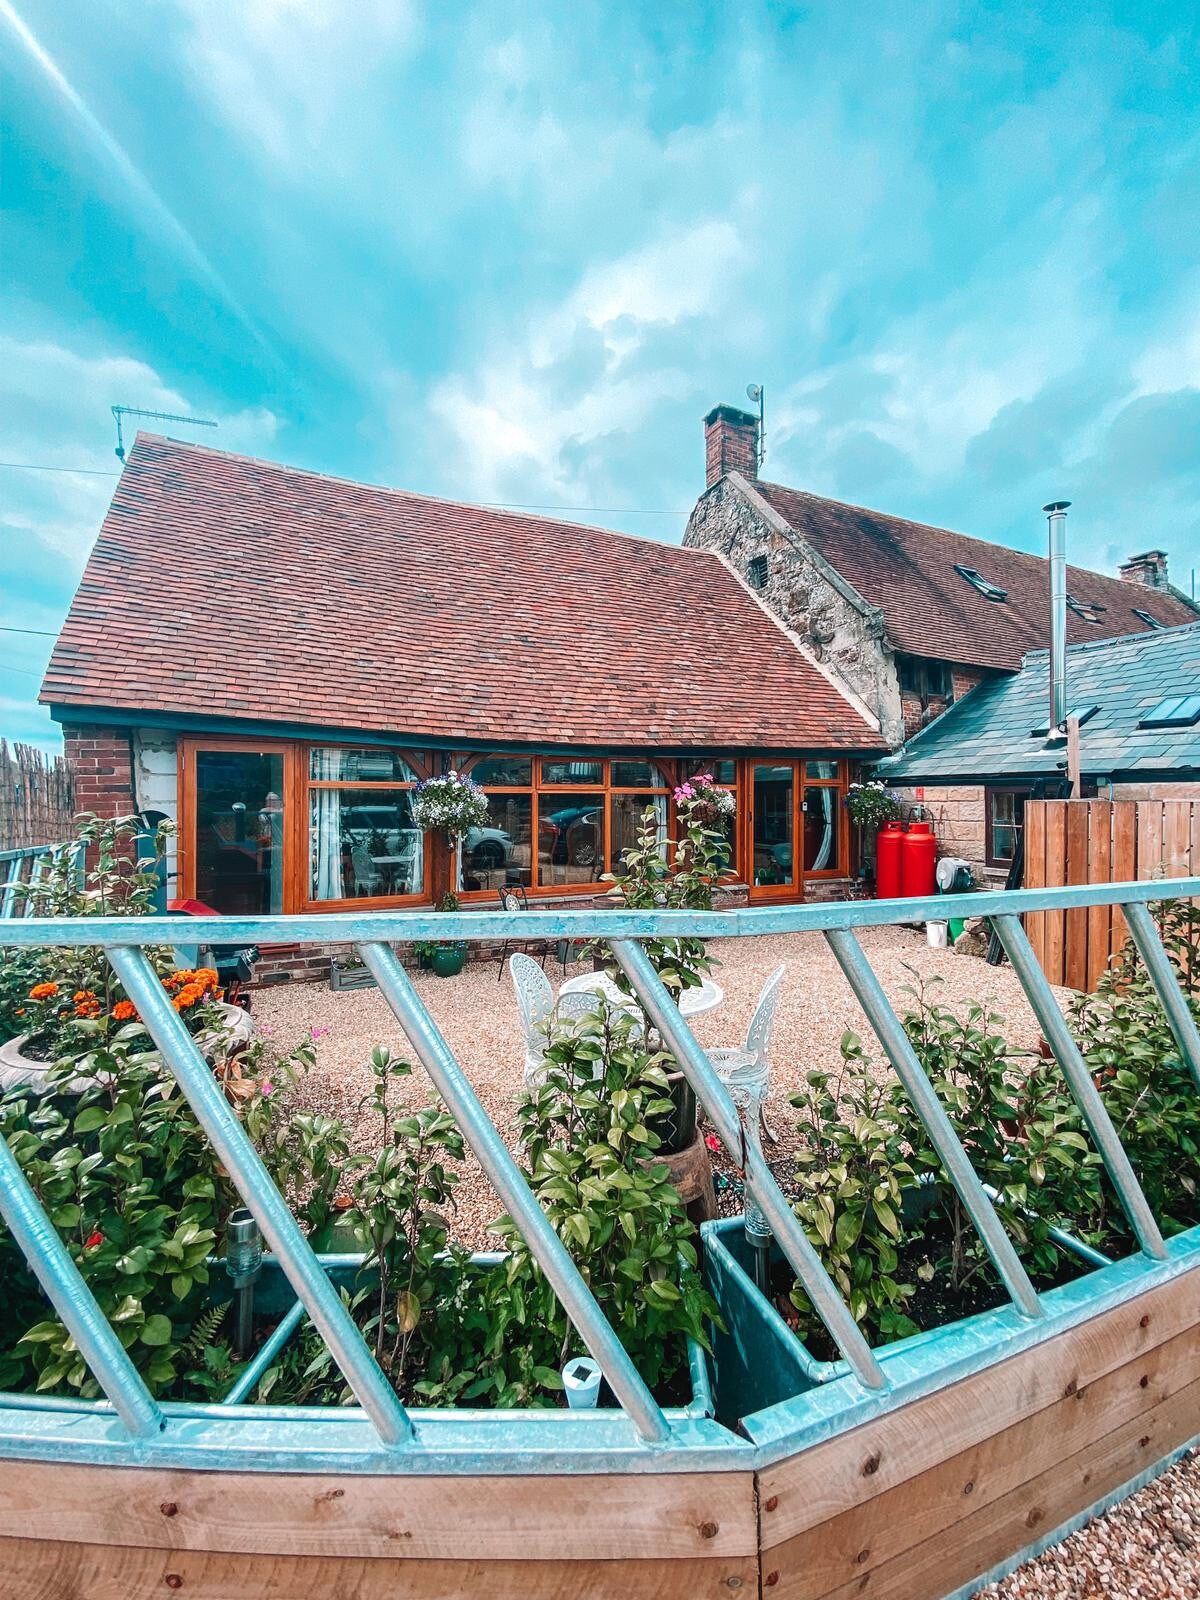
left=225, top=1208, right=263, bottom=1357
left=744, top=1199, right=772, bottom=1297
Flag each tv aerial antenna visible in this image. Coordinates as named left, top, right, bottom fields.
left=112, top=405, right=218, bottom=461
left=746, top=383, right=765, bottom=467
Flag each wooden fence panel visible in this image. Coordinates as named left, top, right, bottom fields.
left=0, top=740, right=73, bottom=852
left=1023, top=798, right=1198, bottom=991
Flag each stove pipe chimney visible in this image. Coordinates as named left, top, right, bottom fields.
left=1044, top=501, right=1071, bottom=739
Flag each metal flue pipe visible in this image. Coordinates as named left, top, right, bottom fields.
left=1044, top=500, right=1071, bottom=737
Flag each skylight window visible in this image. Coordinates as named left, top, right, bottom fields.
left=1031, top=705, right=1100, bottom=737
left=1139, top=695, right=1200, bottom=730
left=1133, top=609, right=1164, bottom=630
left=954, top=564, right=1007, bottom=602
left=1066, top=595, right=1105, bottom=624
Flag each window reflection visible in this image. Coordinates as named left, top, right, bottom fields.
left=539, top=794, right=605, bottom=885
left=611, top=792, right=667, bottom=868
left=803, top=786, right=839, bottom=871
left=541, top=759, right=603, bottom=785
left=753, top=764, right=794, bottom=887
left=310, top=788, right=423, bottom=900
left=459, top=793, right=533, bottom=893
left=195, top=751, right=285, bottom=914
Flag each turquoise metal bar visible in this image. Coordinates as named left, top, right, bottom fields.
left=221, top=1299, right=307, bottom=1406
left=106, top=944, right=415, bottom=1446
left=358, top=940, right=672, bottom=1445
left=826, top=927, right=1043, bottom=1319
left=990, top=914, right=1168, bottom=1261
left=607, top=937, right=888, bottom=1391
left=6, top=876, right=1200, bottom=948
left=0, top=1133, right=164, bottom=1439
left=1123, top=901, right=1200, bottom=1094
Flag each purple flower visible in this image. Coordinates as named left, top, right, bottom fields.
left=260, top=1079, right=274, bottom=1097
left=310, top=1025, right=330, bottom=1040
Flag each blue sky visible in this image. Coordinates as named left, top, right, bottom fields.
left=2, top=0, right=1197, bottom=751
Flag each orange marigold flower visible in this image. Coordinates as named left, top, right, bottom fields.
left=29, top=982, right=59, bottom=1000
left=112, top=1000, right=137, bottom=1021
left=176, top=984, right=204, bottom=1008
left=172, top=994, right=189, bottom=1012
left=73, top=990, right=97, bottom=1004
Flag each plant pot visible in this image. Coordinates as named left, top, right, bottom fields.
left=329, top=962, right=376, bottom=992
left=0, top=1002, right=254, bottom=1097
left=645, top=1069, right=698, bottom=1155
left=430, top=944, right=467, bottom=978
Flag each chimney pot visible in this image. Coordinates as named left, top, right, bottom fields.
left=1119, top=550, right=1169, bottom=589
left=703, top=404, right=759, bottom=487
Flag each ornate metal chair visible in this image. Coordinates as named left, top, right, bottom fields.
left=706, top=964, right=786, bottom=1143
left=508, top=952, right=555, bottom=1085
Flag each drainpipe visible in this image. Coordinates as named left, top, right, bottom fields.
left=1044, top=501, right=1071, bottom=739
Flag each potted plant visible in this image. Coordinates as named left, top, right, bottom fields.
left=329, top=953, right=377, bottom=992
left=414, top=893, right=467, bottom=978
left=411, top=770, right=489, bottom=848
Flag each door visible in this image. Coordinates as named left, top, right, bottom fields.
left=182, top=745, right=288, bottom=914
left=750, top=763, right=796, bottom=897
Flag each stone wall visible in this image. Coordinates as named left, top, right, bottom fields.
left=684, top=476, right=901, bottom=743
left=1108, top=781, right=1200, bottom=801
left=890, top=783, right=997, bottom=884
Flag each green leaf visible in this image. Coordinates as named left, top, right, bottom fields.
left=140, top=1315, right=173, bottom=1347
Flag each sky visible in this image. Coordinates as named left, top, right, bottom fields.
left=1, top=0, right=1198, bottom=751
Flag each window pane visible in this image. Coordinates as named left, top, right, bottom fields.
left=753, top=764, right=794, bottom=887
left=991, top=824, right=1017, bottom=862
left=685, top=758, right=737, bottom=785
left=541, top=759, right=603, bottom=785
left=459, top=794, right=532, bottom=893
left=539, top=794, right=604, bottom=886
left=805, top=761, right=838, bottom=781
left=195, top=751, right=286, bottom=914
left=470, top=756, right=533, bottom=787
left=803, top=786, right=840, bottom=871
left=991, top=792, right=1016, bottom=826
left=611, top=760, right=667, bottom=789
left=309, top=747, right=417, bottom=782
left=310, top=788, right=423, bottom=900
left=611, top=793, right=666, bottom=868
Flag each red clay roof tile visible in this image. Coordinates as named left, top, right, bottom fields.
left=43, top=436, right=883, bottom=753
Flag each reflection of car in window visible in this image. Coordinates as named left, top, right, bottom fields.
left=464, top=825, right=513, bottom=869
left=540, top=804, right=601, bottom=865
left=343, top=806, right=412, bottom=853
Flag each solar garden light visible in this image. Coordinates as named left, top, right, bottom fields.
left=744, top=1200, right=773, bottom=1297
left=562, top=1356, right=602, bottom=1409
left=225, top=1208, right=264, bottom=1358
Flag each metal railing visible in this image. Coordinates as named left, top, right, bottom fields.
left=0, top=844, right=63, bottom=919
left=0, top=876, right=1197, bottom=1473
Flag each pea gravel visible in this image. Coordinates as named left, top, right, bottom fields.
left=253, top=925, right=1072, bottom=1251
left=254, top=930, right=1197, bottom=1598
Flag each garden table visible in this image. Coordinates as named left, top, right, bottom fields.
left=559, top=972, right=724, bottom=1018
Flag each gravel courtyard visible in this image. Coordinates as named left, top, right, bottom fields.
left=254, top=924, right=1070, bottom=1250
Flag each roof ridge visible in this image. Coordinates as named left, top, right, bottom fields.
left=1021, top=617, right=1200, bottom=663
left=127, top=432, right=706, bottom=557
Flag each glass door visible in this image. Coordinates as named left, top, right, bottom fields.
left=191, top=748, right=287, bottom=914
left=751, top=763, right=796, bottom=895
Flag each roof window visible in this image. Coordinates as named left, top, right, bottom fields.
left=954, top=564, right=1007, bottom=602
left=1030, top=705, right=1100, bottom=737
left=746, top=555, right=769, bottom=591
left=1133, top=609, right=1164, bottom=630
left=1066, top=595, right=1105, bottom=624
left=1139, top=695, right=1200, bottom=730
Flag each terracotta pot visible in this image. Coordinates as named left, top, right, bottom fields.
left=0, top=1003, right=254, bottom=1096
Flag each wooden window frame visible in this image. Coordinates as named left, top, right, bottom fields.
left=746, top=758, right=850, bottom=900
left=985, top=785, right=1030, bottom=869
left=179, top=736, right=436, bottom=913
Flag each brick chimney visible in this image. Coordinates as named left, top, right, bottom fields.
left=704, top=404, right=759, bottom=487
left=1119, top=549, right=1169, bottom=588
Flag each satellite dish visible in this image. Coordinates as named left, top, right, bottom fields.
left=746, top=383, right=763, bottom=404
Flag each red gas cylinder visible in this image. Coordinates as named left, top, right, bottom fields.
left=875, top=821, right=905, bottom=900
left=900, top=821, right=938, bottom=899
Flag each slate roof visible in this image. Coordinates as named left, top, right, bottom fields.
left=42, top=435, right=884, bottom=754
left=875, top=623, right=1200, bottom=785
left=753, top=481, right=1195, bottom=672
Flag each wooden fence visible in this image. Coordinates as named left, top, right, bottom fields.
left=1023, top=798, right=1199, bottom=991
left=0, top=740, right=73, bottom=853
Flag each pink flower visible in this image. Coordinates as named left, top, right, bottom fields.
left=260, top=1079, right=274, bottom=1097
left=693, top=772, right=713, bottom=786
left=704, top=1133, right=721, bottom=1155
left=310, top=1025, right=330, bottom=1040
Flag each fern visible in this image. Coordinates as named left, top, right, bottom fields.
left=180, top=1301, right=227, bottom=1364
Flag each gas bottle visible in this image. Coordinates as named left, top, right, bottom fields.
left=900, top=820, right=938, bottom=899
left=875, top=821, right=905, bottom=900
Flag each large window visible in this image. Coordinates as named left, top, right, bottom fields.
left=308, top=748, right=425, bottom=904
left=191, top=748, right=286, bottom=914
left=459, top=756, right=671, bottom=896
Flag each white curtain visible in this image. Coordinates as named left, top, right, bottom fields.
left=311, top=789, right=344, bottom=900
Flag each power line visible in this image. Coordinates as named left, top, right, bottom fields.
left=0, top=625, right=57, bottom=637
left=0, top=461, right=120, bottom=477
left=0, top=663, right=44, bottom=677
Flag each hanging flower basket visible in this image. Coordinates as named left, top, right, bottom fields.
left=673, top=774, right=736, bottom=830
left=411, top=771, right=489, bottom=844
left=846, top=781, right=903, bottom=830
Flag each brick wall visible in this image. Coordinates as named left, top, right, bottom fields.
left=900, top=665, right=989, bottom=741
left=62, top=725, right=136, bottom=817
left=703, top=406, right=759, bottom=486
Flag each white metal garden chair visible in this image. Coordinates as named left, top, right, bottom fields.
left=509, top=952, right=555, bottom=1086
left=706, top=964, right=787, bottom=1144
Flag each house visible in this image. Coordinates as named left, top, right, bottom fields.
left=42, top=434, right=887, bottom=969
left=871, top=622, right=1200, bottom=882
left=685, top=405, right=1196, bottom=748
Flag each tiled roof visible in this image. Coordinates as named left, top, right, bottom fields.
left=42, top=436, right=884, bottom=753
left=876, top=623, right=1200, bottom=784
left=754, top=482, right=1195, bottom=672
